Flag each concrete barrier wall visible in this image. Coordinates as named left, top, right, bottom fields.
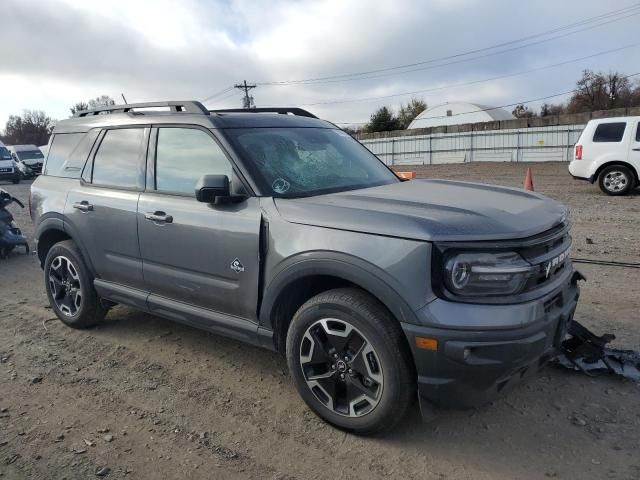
left=356, top=107, right=639, bottom=165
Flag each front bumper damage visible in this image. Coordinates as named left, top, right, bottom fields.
left=402, top=270, right=582, bottom=420
left=552, top=320, right=640, bottom=381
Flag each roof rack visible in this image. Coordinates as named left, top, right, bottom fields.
left=74, top=101, right=209, bottom=117
left=209, top=107, right=318, bottom=119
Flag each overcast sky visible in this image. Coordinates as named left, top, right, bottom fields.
left=0, top=0, right=638, bottom=129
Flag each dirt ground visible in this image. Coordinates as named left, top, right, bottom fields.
left=0, top=162, right=638, bottom=480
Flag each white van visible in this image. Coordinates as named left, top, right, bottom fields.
left=0, top=141, right=20, bottom=184
left=8, top=144, right=45, bottom=175
left=569, top=116, right=640, bottom=196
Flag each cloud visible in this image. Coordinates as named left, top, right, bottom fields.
left=0, top=0, right=638, bottom=127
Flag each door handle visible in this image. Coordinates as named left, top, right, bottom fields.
left=632, top=148, right=640, bottom=151
left=145, top=211, right=173, bottom=223
left=72, top=201, right=93, bottom=212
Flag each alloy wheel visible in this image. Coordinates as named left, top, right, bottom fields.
left=48, top=255, right=82, bottom=316
left=299, top=318, right=384, bottom=417
left=603, top=170, right=629, bottom=193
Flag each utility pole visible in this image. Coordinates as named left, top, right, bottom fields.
left=234, top=80, right=256, bottom=109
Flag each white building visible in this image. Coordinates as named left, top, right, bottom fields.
left=408, top=102, right=514, bottom=129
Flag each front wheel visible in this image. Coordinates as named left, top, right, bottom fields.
left=286, top=288, right=415, bottom=435
left=44, top=240, right=106, bottom=328
left=598, top=165, right=634, bottom=196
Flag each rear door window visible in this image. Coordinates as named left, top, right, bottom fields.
left=45, top=131, right=99, bottom=178
left=92, top=128, right=147, bottom=189
left=592, top=122, right=626, bottom=142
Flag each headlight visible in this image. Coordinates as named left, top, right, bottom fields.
left=444, top=251, right=534, bottom=297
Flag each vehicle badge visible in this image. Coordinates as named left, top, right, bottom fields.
left=230, top=258, right=245, bottom=273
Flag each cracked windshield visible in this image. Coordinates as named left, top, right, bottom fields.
left=227, top=127, right=398, bottom=197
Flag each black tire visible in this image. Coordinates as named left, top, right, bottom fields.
left=44, top=240, right=106, bottom=329
left=598, top=164, right=635, bottom=196
left=286, top=288, right=415, bottom=435
left=12, top=177, right=20, bottom=184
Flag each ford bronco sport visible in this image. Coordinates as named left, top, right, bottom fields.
left=31, top=101, right=581, bottom=434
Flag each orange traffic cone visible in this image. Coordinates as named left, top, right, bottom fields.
left=396, top=171, right=416, bottom=180
left=523, top=168, right=534, bottom=191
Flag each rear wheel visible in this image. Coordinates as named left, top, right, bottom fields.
left=12, top=176, right=20, bottom=184
left=44, top=240, right=106, bottom=328
left=598, top=165, right=634, bottom=196
left=286, top=288, right=415, bottom=435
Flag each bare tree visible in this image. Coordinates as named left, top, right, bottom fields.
left=511, top=104, right=534, bottom=118
left=1, top=110, right=55, bottom=145
left=539, top=103, right=565, bottom=117
left=70, top=102, right=89, bottom=115
left=88, top=95, right=116, bottom=109
left=566, top=70, right=635, bottom=113
left=70, top=96, right=116, bottom=116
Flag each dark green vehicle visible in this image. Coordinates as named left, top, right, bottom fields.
left=31, top=101, right=580, bottom=434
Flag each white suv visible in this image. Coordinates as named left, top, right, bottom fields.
left=569, top=116, right=640, bottom=196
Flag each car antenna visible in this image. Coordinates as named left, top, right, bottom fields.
left=121, top=93, right=128, bottom=104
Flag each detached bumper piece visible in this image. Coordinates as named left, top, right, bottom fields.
left=552, top=320, right=640, bottom=381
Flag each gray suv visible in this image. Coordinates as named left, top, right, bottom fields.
left=31, top=101, right=581, bottom=434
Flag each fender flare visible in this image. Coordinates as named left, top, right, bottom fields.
left=259, top=253, right=420, bottom=332
left=35, top=215, right=96, bottom=274
left=34, top=214, right=64, bottom=243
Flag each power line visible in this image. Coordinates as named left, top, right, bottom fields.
left=332, top=72, right=640, bottom=125
left=294, top=42, right=640, bottom=106
left=215, top=91, right=241, bottom=103
left=256, top=4, right=640, bottom=86
left=202, top=86, right=235, bottom=103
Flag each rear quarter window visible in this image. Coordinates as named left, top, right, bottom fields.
left=45, top=131, right=99, bottom=178
left=592, top=122, right=626, bottom=143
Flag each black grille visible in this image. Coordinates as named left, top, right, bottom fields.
left=518, top=222, right=572, bottom=293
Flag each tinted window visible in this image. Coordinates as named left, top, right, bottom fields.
left=45, top=131, right=99, bottom=178
left=225, top=128, right=398, bottom=197
left=636, top=123, right=640, bottom=142
left=92, top=128, right=146, bottom=188
left=593, top=122, right=626, bottom=142
left=155, top=128, right=232, bottom=195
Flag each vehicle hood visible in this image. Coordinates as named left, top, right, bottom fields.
left=274, top=179, right=568, bottom=242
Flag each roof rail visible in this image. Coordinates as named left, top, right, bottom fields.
left=209, top=107, right=318, bottom=119
left=74, top=101, right=209, bottom=117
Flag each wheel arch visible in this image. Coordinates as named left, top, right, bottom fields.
left=36, top=218, right=95, bottom=274
left=590, top=160, right=639, bottom=185
left=260, top=257, right=419, bottom=353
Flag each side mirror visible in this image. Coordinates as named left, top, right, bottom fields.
left=195, top=175, right=230, bottom=203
